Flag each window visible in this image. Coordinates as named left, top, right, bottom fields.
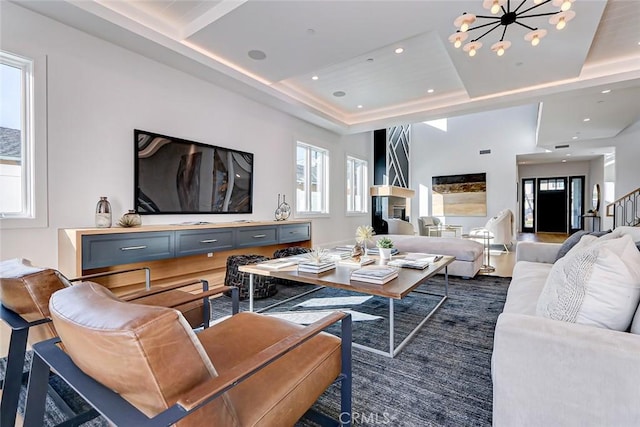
left=1, top=51, right=32, bottom=218
left=346, top=155, right=367, bottom=214
left=296, top=142, right=329, bottom=215
left=1, top=50, right=46, bottom=228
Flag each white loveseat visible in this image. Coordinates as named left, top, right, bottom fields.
left=492, top=227, right=640, bottom=426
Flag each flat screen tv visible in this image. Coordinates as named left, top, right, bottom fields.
left=134, top=129, right=253, bottom=214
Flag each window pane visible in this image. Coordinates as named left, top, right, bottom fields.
left=346, top=159, right=354, bottom=211
left=0, top=61, right=24, bottom=214
left=296, top=145, right=307, bottom=212
left=310, top=149, right=322, bottom=212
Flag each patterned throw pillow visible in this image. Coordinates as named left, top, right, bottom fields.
left=536, top=234, right=640, bottom=331
left=554, top=230, right=611, bottom=262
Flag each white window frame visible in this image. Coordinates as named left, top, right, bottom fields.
left=0, top=50, right=47, bottom=228
left=346, top=155, right=368, bottom=215
left=295, top=141, right=329, bottom=216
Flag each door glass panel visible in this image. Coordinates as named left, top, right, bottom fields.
left=523, top=179, right=534, bottom=229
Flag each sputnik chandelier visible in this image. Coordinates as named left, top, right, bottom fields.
left=449, top=0, right=577, bottom=57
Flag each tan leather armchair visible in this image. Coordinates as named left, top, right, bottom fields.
left=0, top=259, right=221, bottom=427
left=23, top=282, right=352, bottom=426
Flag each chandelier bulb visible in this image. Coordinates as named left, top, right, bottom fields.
left=497, top=47, right=505, bottom=56
left=491, top=1, right=500, bottom=14
left=469, top=48, right=477, bottom=57
left=461, top=22, right=469, bottom=32
left=556, top=18, right=566, bottom=30
left=454, top=39, right=462, bottom=48
left=561, top=0, right=572, bottom=11
left=531, top=35, right=540, bottom=46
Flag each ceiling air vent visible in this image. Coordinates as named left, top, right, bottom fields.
left=479, top=149, right=491, bottom=155
left=555, top=144, right=570, bottom=149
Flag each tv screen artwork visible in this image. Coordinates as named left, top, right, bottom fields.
left=135, top=130, right=253, bottom=214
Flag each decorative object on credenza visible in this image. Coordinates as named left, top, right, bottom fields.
left=95, top=196, right=112, bottom=228
left=117, top=210, right=142, bottom=228
left=274, top=193, right=292, bottom=221
left=432, top=173, right=487, bottom=217
left=376, top=236, right=395, bottom=260
left=449, top=0, right=576, bottom=57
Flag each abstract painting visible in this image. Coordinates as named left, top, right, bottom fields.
left=432, top=173, right=487, bottom=217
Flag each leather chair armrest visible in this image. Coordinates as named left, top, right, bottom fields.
left=178, top=311, right=350, bottom=410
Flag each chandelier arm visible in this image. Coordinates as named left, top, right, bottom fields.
left=499, top=25, right=508, bottom=42
left=472, top=22, right=503, bottom=42
left=512, top=0, right=528, bottom=14
left=514, top=21, right=537, bottom=32
left=517, top=11, right=562, bottom=19
left=475, top=14, right=501, bottom=19
left=466, top=19, right=501, bottom=34
left=516, top=0, right=553, bottom=16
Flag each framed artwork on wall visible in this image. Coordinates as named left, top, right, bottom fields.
left=432, top=173, right=487, bottom=217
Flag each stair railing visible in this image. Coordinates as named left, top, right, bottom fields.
left=606, top=187, right=640, bottom=228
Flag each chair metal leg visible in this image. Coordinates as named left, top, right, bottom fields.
left=1, top=326, right=29, bottom=427
left=23, top=351, right=51, bottom=427
left=340, top=314, right=353, bottom=427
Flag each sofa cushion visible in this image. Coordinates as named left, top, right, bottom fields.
left=387, top=235, right=483, bottom=262
left=536, top=234, right=640, bottom=331
left=554, top=230, right=611, bottom=262
left=503, top=261, right=553, bottom=315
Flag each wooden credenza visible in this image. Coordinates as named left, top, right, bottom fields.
left=58, top=220, right=311, bottom=295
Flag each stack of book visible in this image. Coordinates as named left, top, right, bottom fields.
left=365, top=247, right=400, bottom=256
left=387, top=253, right=443, bottom=270
left=298, top=259, right=336, bottom=274
left=256, top=258, right=299, bottom=270
left=350, top=265, right=398, bottom=284
left=338, top=257, right=375, bottom=267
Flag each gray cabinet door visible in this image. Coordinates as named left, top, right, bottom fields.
left=236, top=226, right=278, bottom=248
left=82, top=232, right=174, bottom=270
left=175, top=228, right=234, bottom=256
left=279, top=223, right=311, bottom=243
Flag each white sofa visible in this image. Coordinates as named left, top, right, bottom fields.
left=376, top=234, right=484, bottom=278
left=492, top=229, right=640, bottom=426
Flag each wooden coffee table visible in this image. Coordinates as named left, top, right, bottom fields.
left=239, top=255, right=454, bottom=357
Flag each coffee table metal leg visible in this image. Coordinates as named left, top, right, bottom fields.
left=389, top=299, right=395, bottom=357
left=249, top=273, right=254, bottom=312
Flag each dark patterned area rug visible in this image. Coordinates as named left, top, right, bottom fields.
left=1, top=274, right=508, bottom=426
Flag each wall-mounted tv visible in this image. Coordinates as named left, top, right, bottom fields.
left=134, top=129, right=253, bottom=214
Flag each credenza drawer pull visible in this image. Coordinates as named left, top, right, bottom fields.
left=199, top=239, right=218, bottom=243
left=253, top=234, right=267, bottom=238
left=289, top=231, right=298, bottom=234
left=120, top=245, right=147, bottom=251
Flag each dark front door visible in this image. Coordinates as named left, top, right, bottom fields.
left=536, top=177, right=567, bottom=233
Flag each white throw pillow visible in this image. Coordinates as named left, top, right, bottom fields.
left=536, top=234, right=640, bottom=331
left=599, top=226, right=640, bottom=243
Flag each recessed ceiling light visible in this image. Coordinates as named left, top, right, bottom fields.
left=572, top=136, right=578, bottom=140
left=427, top=89, right=435, bottom=94
left=395, top=47, right=404, bottom=54
left=357, top=105, right=363, bottom=109
left=367, top=58, right=374, bottom=62
left=601, top=89, right=611, bottom=94
left=333, top=91, right=346, bottom=97
left=248, top=50, right=266, bottom=60
left=311, top=75, right=319, bottom=81
left=566, top=153, right=572, bottom=156
left=583, top=118, right=591, bottom=122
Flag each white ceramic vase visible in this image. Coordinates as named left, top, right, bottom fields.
left=379, top=248, right=392, bottom=260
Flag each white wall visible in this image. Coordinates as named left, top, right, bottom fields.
left=611, top=120, right=640, bottom=199
left=0, top=3, right=372, bottom=268
left=411, top=105, right=539, bottom=233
